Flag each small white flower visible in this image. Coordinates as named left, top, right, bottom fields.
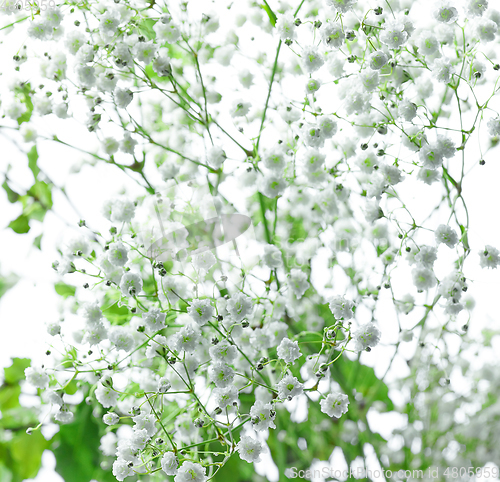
left=352, top=323, right=381, bottom=352
left=143, top=307, right=167, bottom=331
left=435, top=224, right=459, bottom=248
left=206, top=146, right=226, bottom=169
left=328, top=296, right=354, bottom=320
left=103, top=412, right=120, bottom=425
left=188, top=299, right=214, bottom=326
left=108, top=242, right=129, bottom=267
left=227, top=292, right=253, bottom=322
left=262, top=244, right=283, bottom=268
left=466, top=0, right=488, bottom=17
left=288, top=269, right=310, bottom=299
left=479, top=245, right=500, bottom=268
left=120, top=272, right=143, bottom=297
left=321, top=21, right=344, bottom=48
left=95, top=381, right=120, bottom=408
left=158, top=376, right=172, bottom=393
left=209, top=362, right=235, bottom=388
left=213, top=385, right=239, bottom=408
left=174, top=461, right=207, bottom=482
left=236, top=435, right=264, bottom=463
left=209, top=340, right=238, bottom=363
left=277, top=338, right=301, bottom=364
left=192, top=251, right=216, bottom=272
left=380, top=21, right=408, bottom=49
left=412, top=267, right=437, bottom=291
left=161, top=452, right=179, bottom=476
left=301, top=46, right=325, bottom=73
left=250, top=400, right=276, bottom=431
left=231, top=99, right=251, bottom=117
left=369, top=51, right=389, bottom=70
left=25, top=366, right=49, bottom=389
left=112, top=459, right=134, bottom=482
left=320, top=392, right=349, bottom=418
left=277, top=374, right=304, bottom=400
left=276, top=11, right=296, bottom=40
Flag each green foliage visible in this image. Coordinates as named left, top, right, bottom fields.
left=0, top=270, right=19, bottom=300
left=54, top=282, right=76, bottom=298
left=53, top=400, right=115, bottom=482
left=0, top=358, right=50, bottom=482
left=2, top=181, right=20, bottom=203
left=14, top=82, right=33, bottom=126
left=102, top=290, right=134, bottom=325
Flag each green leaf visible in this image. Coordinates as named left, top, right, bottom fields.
left=27, top=146, right=39, bottom=180
left=261, top=2, right=277, bottom=26
left=33, top=234, right=42, bottom=250
left=54, top=401, right=110, bottom=482
left=28, top=181, right=53, bottom=209
left=0, top=271, right=19, bottom=299
left=0, top=407, right=39, bottom=430
left=54, top=282, right=76, bottom=298
left=8, top=215, right=30, bottom=234
left=3, top=358, right=31, bottom=385
left=0, top=385, right=21, bottom=411
left=15, top=82, right=34, bottom=126
left=102, top=291, right=133, bottom=325
left=10, top=430, right=49, bottom=480
left=2, top=181, right=20, bottom=203
left=138, top=18, right=156, bottom=40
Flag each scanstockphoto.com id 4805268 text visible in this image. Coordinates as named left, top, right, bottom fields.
left=285, top=466, right=500, bottom=480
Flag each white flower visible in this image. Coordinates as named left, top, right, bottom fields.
left=187, top=299, right=214, bottom=326
left=412, top=267, right=437, bottom=291
left=54, top=408, right=74, bottom=424
left=83, top=322, right=108, bottom=346
left=301, top=46, right=325, bottom=73
left=400, top=329, right=414, bottom=342
left=206, top=146, right=226, bottom=169
left=154, top=18, right=181, bottom=43
left=134, top=41, right=157, bottom=64
left=263, top=245, right=283, bottom=268
left=25, top=366, right=49, bottom=389
left=414, top=245, right=438, bottom=268
left=263, top=144, right=287, bottom=172
left=419, top=144, right=444, bottom=170
left=227, top=292, right=253, bottom=322
left=328, top=296, right=354, bottom=320
left=380, top=21, right=408, bottom=49
left=417, top=167, right=441, bottom=185
left=276, top=11, right=296, bottom=40
left=209, top=362, right=234, bottom=388
left=326, top=0, right=357, bottom=14
left=288, top=269, right=309, bottom=299
left=120, top=133, right=137, bottom=154
left=231, top=99, right=251, bottom=117
left=277, top=338, right=301, bottom=364
left=133, top=411, right=157, bottom=437
left=153, top=54, right=172, bottom=77
left=112, top=459, right=134, bottom=482
left=120, top=272, right=143, bottom=297
left=432, top=57, right=454, bottom=83
left=479, top=245, right=500, bottom=268
left=213, top=385, right=239, bottom=408
left=321, top=21, right=344, bottom=48
left=476, top=18, right=498, bottom=41
left=100, top=432, right=117, bottom=456
left=111, top=199, right=136, bottom=223
left=434, top=3, right=458, bottom=23
left=115, top=88, right=134, bottom=109
left=466, top=0, right=488, bottom=17
left=352, top=323, right=381, bottom=352
left=161, top=452, right=179, bottom=476
left=108, top=242, right=129, bottom=267
left=320, top=392, right=349, bottom=418
left=46, top=321, right=61, bottom=336
left=209, top=340, right=237, bottom=363
left=108, top=326, right=134, bottom=352
left=277, top=374, right=304, bottom=400
left=192, top=251, right=216, bottom=272
left=261, top=173, right=288, bottom=198
left=487, top=117, right=500, bottom=136
left=174, top=461, right=207, bottom=482
left=236, top=435, right=264, bottom=463
left=143, top=307, right=167, bottom=331
left=95, top=381, right=120, bottom=408
left=173, top=324, right=200, bottom=354
left=103, top=412, right=120, bottom=425
left=130, top=428, right=150, bottom=451
left=399, top=100, right=417, bottom=121
left=435, top=224, right=459, bottom=248
left=250, top=400, right=276, bottom=431
left=158, top=376, right=172, bottom=393
left=397, top=294, right=415, bottom=315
